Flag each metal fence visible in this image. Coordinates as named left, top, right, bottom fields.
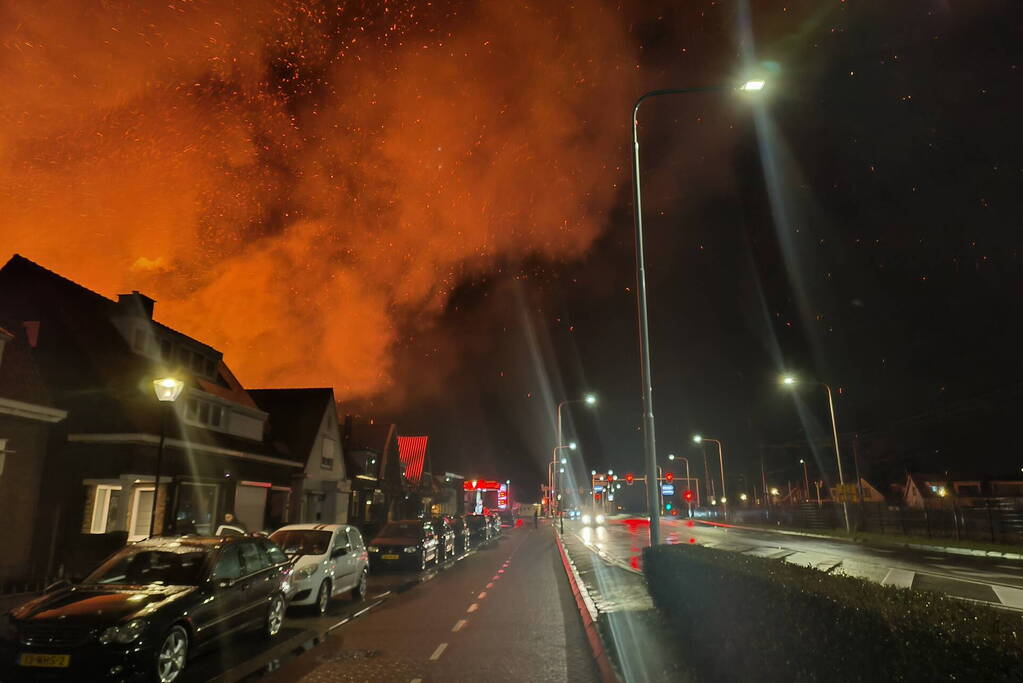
left=730, top=500, right=1023, bottom=547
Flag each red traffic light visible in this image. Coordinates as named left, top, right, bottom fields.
left=625, top=473, right=634, bottom=484
left=594, top=493, right=602, bottom=502
left=664, top=472, right=674, bottom=483
left=683, top=490, right=694, bottom=502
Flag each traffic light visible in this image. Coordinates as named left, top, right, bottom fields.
left=665, top=502, right=673, bottom=511
left=594, top=493, right=602, bottom=502
left=665, top=472, right=674, bottom=483
left=625, top=473, right=634, bottom=484
left=683, top=490, right=694, bottom=502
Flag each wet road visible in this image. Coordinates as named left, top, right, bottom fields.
left=567, top=516, right=1023, bottom=610
left=253, top=523, right=598, bottom=682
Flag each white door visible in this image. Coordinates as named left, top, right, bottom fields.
left=128, top=487, right=155, bottom=541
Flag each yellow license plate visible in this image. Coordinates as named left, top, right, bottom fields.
left=381, top=554, right=400, bottom=560
left=20, top=653, right=71, bottom=668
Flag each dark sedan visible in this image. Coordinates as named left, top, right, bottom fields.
left=428, top=517, right=456, bottom=561
left=464, top=514, right=492, bottom=546
left=367, top=520, right=439, bottom=571
left=448, top=516, right=469, bottom=554
left=0, top=536, right=291, bottom=682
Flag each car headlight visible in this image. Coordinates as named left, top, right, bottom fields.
left=294, top=566, right=315, bottom=581
left=99, top=618, right=147, bottom=645
left=404, top=546, right=419, bottom=553
left=596, top=514, right=606, bottom=525
left=367, top=545, right=379, bottom=553
left=581, top=514, right=592, bottom=525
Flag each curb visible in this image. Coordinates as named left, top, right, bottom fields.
left=691, top=520, right=1023, bottom=561
left=555, top=532, right=619, bottom=683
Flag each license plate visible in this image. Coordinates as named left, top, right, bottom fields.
left=20, top=653, right=71, bottom=668
left=381, top=554, right=400, bottom=560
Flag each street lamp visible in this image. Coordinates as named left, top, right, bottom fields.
left=150, top=377, right=184, bottom=537
left=631, top=80, right=766, bottom=546
left=693, top=435, right=726, bottom=517
left=781, top=375, right=850, bottom=533
left=800, top=458, right=810, bottom=500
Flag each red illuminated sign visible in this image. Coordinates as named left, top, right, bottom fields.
left=463, top=479, right=503, bottom=491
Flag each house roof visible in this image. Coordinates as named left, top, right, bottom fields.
left=249, top=388, right=335, bottom=466
left=0, top=254, right=257, bottom=429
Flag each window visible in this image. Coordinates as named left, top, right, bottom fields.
left=263, top=540, right=287, bottom=565
left=184, top=397, right=225, bottom=429
left=212, top=546, right=243, bottom=582
left=128, top=488, right=155, bottom=542
left=205, top=358, right=218, bottom=377
left=238, top=542, right=268, bottom=575
left=321, top=439, right=336, bottom=470
left=90, top=485, right=123, bottom=534
left=347, top=528, right=364, bottom=550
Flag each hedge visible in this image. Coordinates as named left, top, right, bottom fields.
left=643, top=544, right=1023, bottom=682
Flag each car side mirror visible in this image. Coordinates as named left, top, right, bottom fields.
left=331, top=547, right=348, bottom=558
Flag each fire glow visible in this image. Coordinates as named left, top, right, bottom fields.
left=0, top=0, right=636, bottom=399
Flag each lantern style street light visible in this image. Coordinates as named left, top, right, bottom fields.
left=150, top=377, right=184, bottom=537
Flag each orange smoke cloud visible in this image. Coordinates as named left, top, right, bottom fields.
left=0, top=0, right=636, bottom=398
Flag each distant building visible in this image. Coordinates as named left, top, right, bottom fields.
left=0, top=255, right=301, bottom=574
left=341, top=414, right=399, bottom=528
left=249, top=388, right=350, bottom=524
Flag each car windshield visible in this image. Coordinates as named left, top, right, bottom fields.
left=83, top=545, right=209, bottom=586
left=466, top=517, right=486, bottom=529
left=379, top=522, right=422, bottom=537
left=269, top=530, right=332, bottom=556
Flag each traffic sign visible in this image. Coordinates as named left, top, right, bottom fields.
left=661, top=484, right=675, bottom=496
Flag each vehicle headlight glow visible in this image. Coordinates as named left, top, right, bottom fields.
left=596, top=514, right=605, bottom=525
left=367, top=545, right=379, bottom=553
left=404, top=546, right=419, bottom=553
left=294, top=566, right=315, bottom=581
left=99, top=618, right=147, bottom=645
left=581, top=514, right=592, bottom=525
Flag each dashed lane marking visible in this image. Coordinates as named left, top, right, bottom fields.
left=478, top=591, right=487, bottom=599
left=429, top=643, right=448, bottom=661
left=486, top=582, right=494, bottom=588
left=411, top=679, right=422, bottom=683
left=992, top=585, right=1023, bottom=609
left=452, top=619, right=467, bottom=632
left=467, top=603, right=478, bottom=613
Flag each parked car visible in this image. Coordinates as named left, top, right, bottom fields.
left=498, top=510, right=515, bottom=527
left=367, top=520, right=438, bottom=571
left=489, top=513, right=502, bottom=537
left=464, top=514, right=492, bottom=546
left=269, top=524, right=369, bottom=614
left=427, top=517, right=456, bottom=561
left=0, top=535, right=291, bottom=683
left=447, top=516, right=468, bottom=554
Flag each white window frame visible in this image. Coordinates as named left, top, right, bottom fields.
left=128, top=486, right=156, bottom=542
left=90, top=484, right=123, bottom=534
left=321, top=438, right=336, bottom=470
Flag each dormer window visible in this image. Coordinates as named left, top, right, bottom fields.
left=185, top=397, right=224, bottom=428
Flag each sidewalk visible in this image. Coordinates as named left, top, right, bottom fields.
left=558, top=531, right=691, bottom=683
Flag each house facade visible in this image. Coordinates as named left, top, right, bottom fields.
left=0, top=255, right=302, bottom=574
left=250, top=388, right=350, bottom=524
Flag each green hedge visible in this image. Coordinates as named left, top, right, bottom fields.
left=643, top=544, right=1023, bottom=682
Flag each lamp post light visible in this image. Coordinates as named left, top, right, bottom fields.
left=667, top=454, right=696, bottom=510
left=631, top=79, right=766, bottom=546
left=550, top=443, right=577, bottom=517
left=782, top=375, right=851, bottom=533
left=553, top=397, right=595, bottom=504
left=693, top=435, right=727, bottom=518
left=800, top=458, right=810, bottom=501
left=150, top=377, right=184, bottom=537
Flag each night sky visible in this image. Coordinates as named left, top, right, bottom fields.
left=3, top=1, right=1021, bottom=501
left=364, top=0, right=1023, bottom=499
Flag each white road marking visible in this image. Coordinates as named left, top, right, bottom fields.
left=429, top=642, right=448, bottom=660
left=882, top=568, right=915, bottom=588
left=411, top=679, right=423, bottom=683
left=478, top=591, right=487, bottom=599
left=467, top=603, right=478, bottom=613
left=486, top=582, right=494, bottom=588
left=327, top=617, right=350, bottom=632
left=452, top=619, right=467, bottom=632
left=992, top=585, right=1023, bottom=609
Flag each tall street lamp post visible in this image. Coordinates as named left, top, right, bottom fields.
left=150, top=377, right=184, bottom=537
left=552, top=395, right=596, bottom=506
left=782, top=375, right=850, bottom=533
left=800, top=458, right=810, bottom=500
left=631, top=79, right=765, bottom=546
left=550, top=443, right=577, bottom=517
left=693, top=435, right=727, bottom=517
left=668, top=453, right=695, bottom=515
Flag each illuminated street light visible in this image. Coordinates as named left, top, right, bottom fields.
left=781, top=374, right=851, bottom=533
left=693, top=435, right=727, bottom=517
left=561, top=457, right=567, bottom=464
left=740, top=79, right=766, bottom=91
left=631, top=80, right=765, bottom=546
left=553, top=395, right=598, bottom=513
left=569, top=442, right=578, bottom=450
left=692, top=435, right=703, bottom=444
left=150, top=376, right=184, bottom=537
left=770, top=487, right=780, bottom=496
left=739, top=493, right=748, bottom=502
left=591, top=470, right=597, bottom=476
left=668, top=453, right=675, bottom=460
left=584, top=394, right=597, bottom=405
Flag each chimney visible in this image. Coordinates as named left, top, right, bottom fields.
left=118, top=291, right=155, bottom=319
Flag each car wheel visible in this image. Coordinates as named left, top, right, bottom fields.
left=352, top=568, right=368, bottom=600
left=315, top=580, right=331, bottom=615
left=264, top=593, right=285, bottom=639
left=154, top=625, right=188, bottom=683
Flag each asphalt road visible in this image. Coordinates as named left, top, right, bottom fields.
left=248, top=522, right=598, bottom=683
left=568, top=516, right=1023, bottom=610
